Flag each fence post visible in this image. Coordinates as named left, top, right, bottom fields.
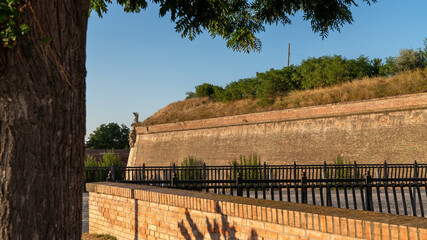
left=383, top=161, right=388, bottom=178
left=111, top=165, right=116, bottom=181
left=322, top=161, right=327, bottom=179
left=264, top=162, right=267, bottom=180
left=172, top=162, right=176, bottom=180
left=353, top=161, right=357, bottom=179
left=413, top=161, right=418, bottom=211
left=301, top=172, right=308, bottom=204
left=203, top=162, right=207, bottom=180
left=142, top=163, right=146, bottom=181
left=233, top=162, right=237, bottom=180
left=365, top=171, right=373, bottom=211
left=293, top=162, right=297, bottom=180
left=323, top=161, right=330, bottom=206
left=236, top=172, right=243, bottom=197
left=414, top=161, right=418, bottom=178
left=171, top=171, right=178, bottom=188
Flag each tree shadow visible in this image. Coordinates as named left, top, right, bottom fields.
left=177, top=205, right=258, bottom=240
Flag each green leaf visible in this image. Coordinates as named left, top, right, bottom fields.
left=42, top=37, right=52, bottom=44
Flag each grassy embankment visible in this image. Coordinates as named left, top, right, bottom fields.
left=139, top=68, right=427, bottom=126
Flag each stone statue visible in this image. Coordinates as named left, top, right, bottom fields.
left=129, top=112, right=138, bottom=148
left=129, top=127, right=136, bottom=148
left=133, top=112, right=139, bottom=125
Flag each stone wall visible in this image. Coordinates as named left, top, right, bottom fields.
left=128, top=93, right=427, bottom=167
left=87, top=182, right=427, bottom=240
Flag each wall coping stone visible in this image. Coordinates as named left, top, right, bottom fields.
left=87, top=182, right=427, bottom=230
left=136, top=93, right=427, bottom=134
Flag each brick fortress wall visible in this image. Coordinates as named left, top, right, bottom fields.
left=87, top=182, right=427, bottom=240
left=128, top=93, right=427, bottom=166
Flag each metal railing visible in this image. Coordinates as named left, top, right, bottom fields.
left=84, top=162, right=427, bottom=217
left=85, top=161, right=427, bottom=183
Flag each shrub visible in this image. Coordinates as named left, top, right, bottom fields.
left=256, top=66, right=300, bottom=105
left=379, top=57, right=398, bottom=76
left=230, top=154, right=263, bottom=180
left=84, top=150, right=124, bottom=182
left=395, top=48, right=425, bottom=72
left=331, top=154, right=352, bottom=179
left=179, top=156, right=203, bottom=180
left=221, top=77, right=260, bottom=101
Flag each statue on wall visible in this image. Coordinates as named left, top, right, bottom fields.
left=129, top=112, right=138, bottom=148
left=129, top=127, right=136, bottom=148
left=133, top=112, right=139, bottom=125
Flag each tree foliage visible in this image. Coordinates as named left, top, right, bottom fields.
left=86, top=123, right=130, bottom=149
left=395, top=48, right=425, bottom=72
left=0, top=0, right=30, bottom=48
left=185, top=38, right=427, bottom=105
left=186, top=54, right=392, bottom=104
left=89, top=0, right=376, bottom=53
left=257, top=67, right=300, bottom=102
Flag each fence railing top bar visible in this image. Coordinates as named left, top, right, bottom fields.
left=97, top=163, right=427, bottom=168
left=373, top=177, right=427, bottom=182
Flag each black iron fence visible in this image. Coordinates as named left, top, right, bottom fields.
left=85, top=161, right=427, bottom=183
left=84, top=162, right=427, bottom=217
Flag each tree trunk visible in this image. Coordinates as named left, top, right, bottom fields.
left=0, top=1, right=89, bottom=239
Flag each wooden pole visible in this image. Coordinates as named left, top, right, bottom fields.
left=287, top=43, right=290, bottom=67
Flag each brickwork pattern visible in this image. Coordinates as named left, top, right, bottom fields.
left=87, top=182, right=427, bottom=240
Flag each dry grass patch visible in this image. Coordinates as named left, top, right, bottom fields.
left=82, top=233, right=117, bottom=240
left=140, top=69, right=427, bottom=126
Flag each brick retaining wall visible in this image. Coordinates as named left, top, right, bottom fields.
left=87, top=182, right=427, bottom=240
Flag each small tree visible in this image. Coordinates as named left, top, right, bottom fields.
left=86, top=123, right=130, bottom=149
left=395, top=48, right=425, bottom=72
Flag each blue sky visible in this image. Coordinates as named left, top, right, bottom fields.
left=86, top=0, right=427, bottom=139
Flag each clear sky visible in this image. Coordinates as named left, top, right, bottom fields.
left=85, top=0, right=427, bottom=139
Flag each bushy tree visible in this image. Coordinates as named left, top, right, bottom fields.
left=257, top=66, right=300, bottom=102
left=193, top=83, right=224, bottom=100
left=195, top=83, right=216, bottom=97
left=395, top=48, right=425, bottom=72
left=379, top=57, right=398, bottom=76
left=185, top=91, right=196, bottom=99
left=296, top=56, right=344, bottom=89
left=346, top=56, right=380, bottom=79
left=296, top=55, right=378, bottom=89
left=86, top=123, right=130, bottom=149
left=222, top=78, right=260, bottom=101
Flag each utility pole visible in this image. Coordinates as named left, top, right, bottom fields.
left=287, top=43, right=290, bottom=67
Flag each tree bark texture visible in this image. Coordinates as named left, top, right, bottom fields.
left=0, top=1, right=89, bottom=239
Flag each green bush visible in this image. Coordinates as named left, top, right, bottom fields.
left=230, top=154, right=263, bottom=180
left=331, top=154, right=352, bottom=179
left=179, top=156, right=203, bottom=180
left=221, top=77, right=260, bottom=101
left=395, top=48, right=425, bottom=72
left=256, top=67, right=299, bottom=104
left=84, top=150, right=124, bottom=182
left=379, top=57, right=398, bottom=76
